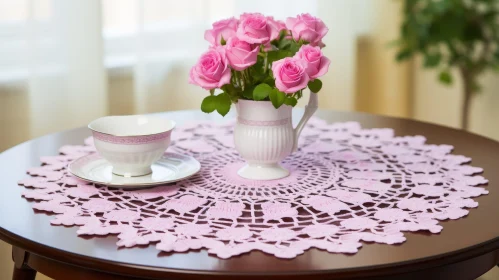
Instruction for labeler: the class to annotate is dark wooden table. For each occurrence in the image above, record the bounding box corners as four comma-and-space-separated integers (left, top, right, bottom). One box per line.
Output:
1, 110, 499, 280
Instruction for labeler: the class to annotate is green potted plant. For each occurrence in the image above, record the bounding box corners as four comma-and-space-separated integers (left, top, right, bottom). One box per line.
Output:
394, 0, 499, 130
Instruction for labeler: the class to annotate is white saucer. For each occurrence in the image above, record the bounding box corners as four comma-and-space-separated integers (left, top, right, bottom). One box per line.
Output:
68, 152, 200, 188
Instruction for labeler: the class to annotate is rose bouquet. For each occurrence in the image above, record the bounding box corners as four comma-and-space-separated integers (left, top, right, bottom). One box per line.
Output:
189, 13, 330, 116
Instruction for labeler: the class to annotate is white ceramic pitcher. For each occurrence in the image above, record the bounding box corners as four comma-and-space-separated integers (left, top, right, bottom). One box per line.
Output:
234, 92, 318, 180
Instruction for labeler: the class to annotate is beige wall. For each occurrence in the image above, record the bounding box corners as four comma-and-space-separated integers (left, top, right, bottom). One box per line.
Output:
0, 85, 30, 151
413, 57, 499, 140
355, 0, 411, 118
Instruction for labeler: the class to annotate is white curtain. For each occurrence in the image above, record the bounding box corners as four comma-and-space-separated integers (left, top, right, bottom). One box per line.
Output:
28, 0, 107, 136
0, 0, 370, 139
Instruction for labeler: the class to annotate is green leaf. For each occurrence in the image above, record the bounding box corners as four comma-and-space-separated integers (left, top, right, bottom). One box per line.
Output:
308, 79, 323, 93
201, 95, 218, 113
267, 51, 278, 64
249, 56, 266, 81
269, 89, 286, 108
253, 83, 272, 101
254, 55, 265, 69
430, 13, 465, 42
494, 49, 499, 61
216, 93, 232, 116
438, 71, 453, 85
289, 41, 300, 54
483, 10, 498, 24
463, 22, 483, 42
242, 85, 254, 99
284, 96, 298, 107
264, 77, 276, 88
267, 50, 293, 65
423, 53, 442, 68
278, 38, 292, 49
221, 84, 236, 95
396, 49, 413, 61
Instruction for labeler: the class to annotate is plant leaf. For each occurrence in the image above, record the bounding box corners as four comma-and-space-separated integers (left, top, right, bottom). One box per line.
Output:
242, 85, 255, 99
221, 84, 236, 95
264, 77, 276, 88
284, 96, 298, 107
438, 71, 453, 85
423, 53, 442, 68
289, 41, 300, 54
200, 95, 218, 113
494, 49, 499, 61
278, 39, 292, 49
396, 49, 413, 61
269, 89, 286, 109
267, 50, 293, 65
308, 79, 323, 93
253, 83, 273, 101
216, 93, 232, 116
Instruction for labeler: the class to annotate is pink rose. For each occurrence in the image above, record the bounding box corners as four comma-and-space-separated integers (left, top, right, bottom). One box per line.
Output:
294, 45, 330, 79
267, 16, 286, 33
286, 13, 328, 46
225, 37, 259, 71
271, 57, 310, 94
277, 20, 286, 32
204, 17, 238, 46
236, 13, 279, 44
189, 47, 231, 90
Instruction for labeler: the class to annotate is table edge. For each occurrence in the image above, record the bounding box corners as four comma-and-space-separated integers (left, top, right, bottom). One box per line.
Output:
1, 225, 499, 278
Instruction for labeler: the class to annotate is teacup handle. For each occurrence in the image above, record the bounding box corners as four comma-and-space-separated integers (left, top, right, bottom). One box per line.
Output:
293, 92, 318, 152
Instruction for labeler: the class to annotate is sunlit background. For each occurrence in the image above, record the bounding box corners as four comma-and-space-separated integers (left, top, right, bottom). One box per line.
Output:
0, 0, 498, 279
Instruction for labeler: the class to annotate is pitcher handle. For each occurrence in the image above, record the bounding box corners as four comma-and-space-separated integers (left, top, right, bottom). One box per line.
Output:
293, 92, 318, 152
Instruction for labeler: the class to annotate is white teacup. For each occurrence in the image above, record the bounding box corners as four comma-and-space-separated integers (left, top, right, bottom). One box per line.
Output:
88, 115, 175, 177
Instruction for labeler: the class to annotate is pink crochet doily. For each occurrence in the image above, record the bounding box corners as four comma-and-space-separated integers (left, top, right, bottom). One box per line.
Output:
18, 117, 489, 259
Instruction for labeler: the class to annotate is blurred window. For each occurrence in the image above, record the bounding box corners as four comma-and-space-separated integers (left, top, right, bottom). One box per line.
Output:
0, 0, 316, 83
0, 0, 53, 82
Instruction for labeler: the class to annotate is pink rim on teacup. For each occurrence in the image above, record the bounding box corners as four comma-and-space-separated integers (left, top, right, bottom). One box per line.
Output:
88, 115, 176, 177
88, 115, 176, 145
